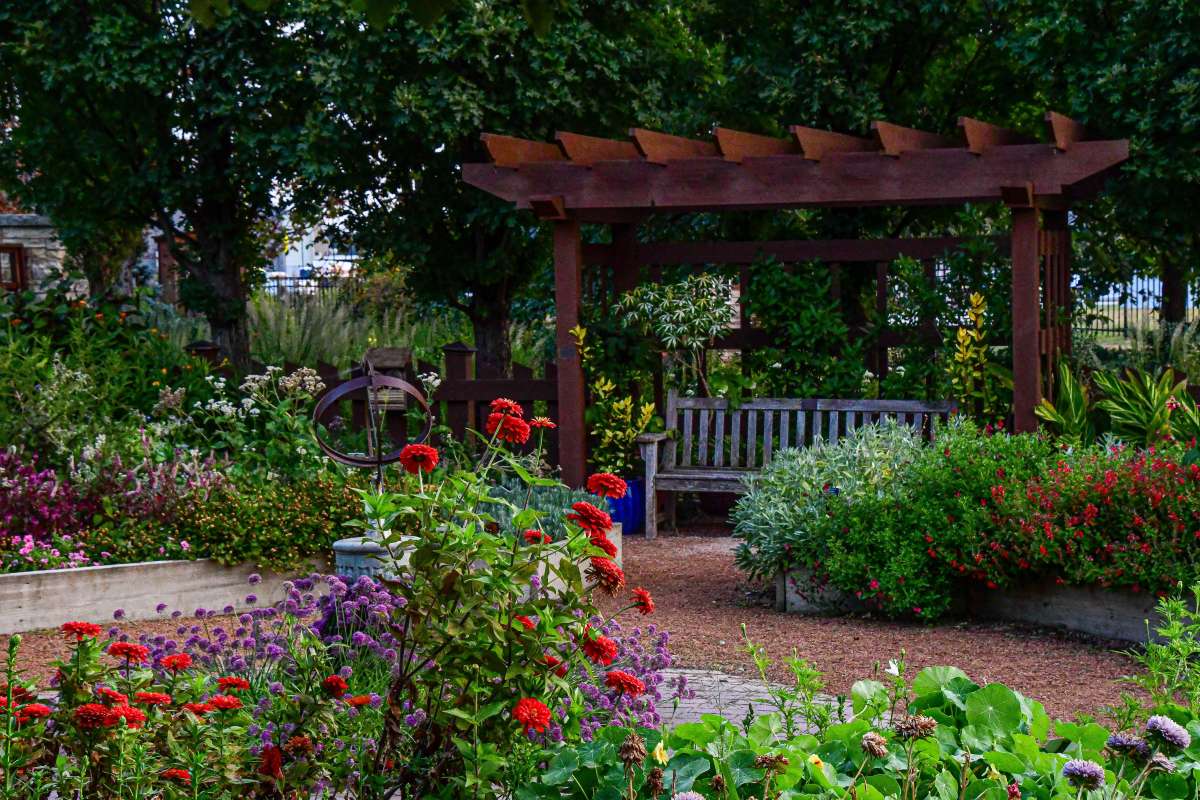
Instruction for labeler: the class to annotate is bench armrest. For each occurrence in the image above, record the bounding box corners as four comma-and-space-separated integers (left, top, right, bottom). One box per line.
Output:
635, 432, 670, 444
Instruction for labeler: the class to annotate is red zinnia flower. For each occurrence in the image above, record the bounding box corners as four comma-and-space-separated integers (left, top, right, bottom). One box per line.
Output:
544, 655, 569, 678
524, 529, 552, 545
96, 687, 129, 706
161, 653, 192, 672
346, 694, 373, 708
217, 676, 251, 692
514, 615, 536, 631
74, 703, 117, 729
322, 675, 349, 698
486, 412, 531, 445
258, 744, 284, 781
209, 694, 242, 711
17, 703, 51, 723
107, 642, 149, 663
512, 697, 551, 733
61, 621, 102, 641
134, 692, 172, 706
111, 704, 146, 728
581, 628, 618, 666
398, 443, 439, 475
163, 768, 191, 784
587, 473, 627, 500
587, 557, 626, 596
530, 416, 556, 429
605, 670, 646, 697
0, 684, 34, 704
183, 702, 214, 717
284, 734, 315, 755
631, 587, 655, 615
590, 534, 618, 559
490, 397, 524, 417
567, 502, 612, 537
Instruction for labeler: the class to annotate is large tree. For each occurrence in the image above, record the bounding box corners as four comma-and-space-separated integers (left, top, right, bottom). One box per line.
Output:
290, 0, 720, 375
0, 1, 315, 365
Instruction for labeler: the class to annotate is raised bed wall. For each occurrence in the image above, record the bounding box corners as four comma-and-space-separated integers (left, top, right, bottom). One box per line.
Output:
0, 559, 327, 635
776, 569, 1164, 642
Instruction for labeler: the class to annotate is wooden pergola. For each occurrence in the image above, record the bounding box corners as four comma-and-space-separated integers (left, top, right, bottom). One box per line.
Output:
463, 114, 1129, 486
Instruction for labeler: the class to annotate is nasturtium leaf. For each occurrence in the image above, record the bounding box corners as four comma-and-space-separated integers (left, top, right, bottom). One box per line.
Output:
853, 783, 885, 800
670, 722, 716, 747
965, 684, 1022, 734
933, 769, 959, 800
748, 713, 784, 747
1152, 771, 1189, 800
728, 750, 765, 786
574, 739, 611, 768
914, 666, 972, 699
983, 751, 1026, 775
663, 754, 710, 793
851, 679, 888, 717
865, 773, 902, 798
541, 750, 578, 786
961, 723, 995, 753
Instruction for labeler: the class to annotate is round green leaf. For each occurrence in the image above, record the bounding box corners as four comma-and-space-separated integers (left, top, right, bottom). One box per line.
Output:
966, 684, 1023, 734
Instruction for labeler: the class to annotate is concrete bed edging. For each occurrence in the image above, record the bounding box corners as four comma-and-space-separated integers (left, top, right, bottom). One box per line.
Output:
0, 558, 327, 635
775, 568, 1166, 642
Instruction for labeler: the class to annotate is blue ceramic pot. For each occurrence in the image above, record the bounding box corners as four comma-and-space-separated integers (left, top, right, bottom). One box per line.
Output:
606, 477, 645, 535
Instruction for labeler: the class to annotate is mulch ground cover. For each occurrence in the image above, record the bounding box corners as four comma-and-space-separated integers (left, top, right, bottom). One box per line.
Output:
598, 532, 1143, 722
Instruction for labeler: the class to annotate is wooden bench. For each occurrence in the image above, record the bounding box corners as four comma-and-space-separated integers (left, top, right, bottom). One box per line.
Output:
636, 392, 956, 539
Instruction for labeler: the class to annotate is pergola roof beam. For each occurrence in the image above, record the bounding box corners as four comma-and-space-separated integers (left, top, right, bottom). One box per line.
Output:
871, 121, 958, 156
788, 126, 878, 161
1045, 111, 1090, 151
714, 128, 797, 162
480, 133, 565, 168
630, 128, 720, 164
555, 132, 640, 165
958, 117, 1036, 154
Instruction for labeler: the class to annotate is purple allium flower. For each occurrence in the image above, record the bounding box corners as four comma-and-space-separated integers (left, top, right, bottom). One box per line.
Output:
1062, 760, 1105, 790
113, 608, 125, 620
155, 603, 168, 614
1147, 715, 1191, 750
248, 573, 262, 585
245, 594, 258, 605
1106, 733, 1150, 759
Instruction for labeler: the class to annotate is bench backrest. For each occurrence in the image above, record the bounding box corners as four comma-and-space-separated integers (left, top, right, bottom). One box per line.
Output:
663, 392, 956, 470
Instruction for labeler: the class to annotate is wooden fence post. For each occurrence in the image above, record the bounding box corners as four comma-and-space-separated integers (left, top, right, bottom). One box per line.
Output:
554, 220, 587, 487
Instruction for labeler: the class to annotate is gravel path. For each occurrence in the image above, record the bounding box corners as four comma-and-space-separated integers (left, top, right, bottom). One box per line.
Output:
600, 534, 1142, 721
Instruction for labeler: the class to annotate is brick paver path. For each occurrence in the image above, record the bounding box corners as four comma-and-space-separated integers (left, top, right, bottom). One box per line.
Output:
659, 667, 782, 726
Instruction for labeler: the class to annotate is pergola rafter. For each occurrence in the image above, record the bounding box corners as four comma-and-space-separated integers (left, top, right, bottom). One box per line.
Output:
463, 113, 1129, 486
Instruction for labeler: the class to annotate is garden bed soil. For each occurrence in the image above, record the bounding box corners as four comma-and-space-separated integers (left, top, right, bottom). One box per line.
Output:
598, 534, 1143, 721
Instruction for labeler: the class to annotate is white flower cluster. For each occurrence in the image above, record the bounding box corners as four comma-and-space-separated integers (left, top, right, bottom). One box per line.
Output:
418, 370, 442, 395
279, 367, 325, 396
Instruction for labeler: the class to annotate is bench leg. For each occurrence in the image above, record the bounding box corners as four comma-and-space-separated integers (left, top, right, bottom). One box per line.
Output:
639, 441, 659, 541
666, 491, 677, 534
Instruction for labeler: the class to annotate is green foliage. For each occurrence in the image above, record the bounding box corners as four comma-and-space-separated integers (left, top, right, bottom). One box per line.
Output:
1035, 363, 1096, 447
617, 273, 735, 396
946, 293, 1012, 423
732, 421, 927, 583
743, 261, 866, 398
524, 651, 1200, 800
1093, 368, 1186, 446
1117, 584, 1200, 723
488, 476, 594, 541
573, 326, 655, 475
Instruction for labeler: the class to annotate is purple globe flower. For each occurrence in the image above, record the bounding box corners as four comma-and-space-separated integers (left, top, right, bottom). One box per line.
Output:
1147, 715, 1191, 750
1062, 759, 1105, 790
1106, 733, 1150, 759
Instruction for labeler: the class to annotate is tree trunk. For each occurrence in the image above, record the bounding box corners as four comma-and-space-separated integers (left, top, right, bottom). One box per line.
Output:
1162, 258, 1187, 325
471, 300, 511, 378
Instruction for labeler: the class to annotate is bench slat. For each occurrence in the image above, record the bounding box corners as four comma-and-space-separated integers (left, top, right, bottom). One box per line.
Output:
730, 411, 741, 468
827, 409, 839, 445
746, 410, 758, 468
779, 409, 790, 451
762, 410, 774, 464
681, 409, 693, 467
698, 409, 710, 466
714, 410, 726, 467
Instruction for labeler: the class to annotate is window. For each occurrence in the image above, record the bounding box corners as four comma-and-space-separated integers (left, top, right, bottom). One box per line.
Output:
0, 246, 25, 292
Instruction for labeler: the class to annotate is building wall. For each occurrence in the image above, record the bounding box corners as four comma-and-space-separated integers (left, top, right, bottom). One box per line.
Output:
0, 213, 68, 287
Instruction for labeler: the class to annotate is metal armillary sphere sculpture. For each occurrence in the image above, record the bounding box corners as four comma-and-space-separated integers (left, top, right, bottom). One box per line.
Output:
312, 369, 432, 491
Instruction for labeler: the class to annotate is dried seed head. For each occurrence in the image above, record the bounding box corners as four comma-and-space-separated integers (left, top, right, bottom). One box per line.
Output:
754, 753, 790, 773
1150, 753, 1176, 773
620, 731, 647, 768
861, 731, 889, 758
710, 774, 726, 795
646, 767, 665, 798
893, 714, 938, 741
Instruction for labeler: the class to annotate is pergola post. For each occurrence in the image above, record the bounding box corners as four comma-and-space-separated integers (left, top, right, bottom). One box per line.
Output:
553, 219, 587, 486
1010, 206, 1041, 432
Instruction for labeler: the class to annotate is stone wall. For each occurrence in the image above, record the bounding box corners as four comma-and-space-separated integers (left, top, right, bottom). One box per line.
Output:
0, 213, 68, 288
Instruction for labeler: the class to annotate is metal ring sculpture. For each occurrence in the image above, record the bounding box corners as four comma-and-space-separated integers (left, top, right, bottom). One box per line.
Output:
312, 373, 432, 470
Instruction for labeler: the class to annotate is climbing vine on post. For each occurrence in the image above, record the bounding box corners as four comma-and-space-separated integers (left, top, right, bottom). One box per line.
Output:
946, 293, 1012, 424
